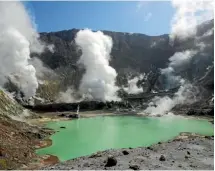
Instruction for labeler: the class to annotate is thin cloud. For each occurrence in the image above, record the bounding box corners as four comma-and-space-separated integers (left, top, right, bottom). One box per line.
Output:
136, 2, 143, 11
144, 12, 152, 21
136, 1, 148, 12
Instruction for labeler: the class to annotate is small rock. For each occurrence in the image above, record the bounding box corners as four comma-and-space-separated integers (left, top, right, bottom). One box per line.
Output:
122, 150, 129, 155
159, 155, 166, 161
129, 147, 133, 149
58, 113, 66, 117
67, 114, 79, 119
21, 164, 27, 168
172, 160, 175, 163
37, 133, 43, 139
178, 164, 182, 168
187, 151, 190, 155
146, 146, 153, 150
158, 142, 162, 144
105, 155, 117, 167
185, 155, 189, 159
83, 163, 90, 167
60, 126, 66, 129
129, 164, 140, 170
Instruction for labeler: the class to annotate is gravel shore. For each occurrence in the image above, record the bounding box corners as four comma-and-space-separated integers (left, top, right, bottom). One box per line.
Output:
42, 134, 214, 170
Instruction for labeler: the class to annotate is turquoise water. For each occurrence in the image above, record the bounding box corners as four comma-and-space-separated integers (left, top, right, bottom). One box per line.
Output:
37, 115, 214, 161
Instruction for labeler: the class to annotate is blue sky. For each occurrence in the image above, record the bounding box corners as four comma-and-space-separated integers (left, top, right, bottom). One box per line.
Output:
25, 1, 175, 36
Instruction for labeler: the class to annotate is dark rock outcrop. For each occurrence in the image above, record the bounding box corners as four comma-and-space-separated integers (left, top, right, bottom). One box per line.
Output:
186, 108, 214, 116
24, 101, 131, 112
67, 114, 79, 119
105, 155, 117, 167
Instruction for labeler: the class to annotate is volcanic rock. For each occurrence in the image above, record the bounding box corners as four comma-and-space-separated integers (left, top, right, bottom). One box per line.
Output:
122, 150, 129, 155
105, 155, 117, 167
129, 164, 140, 170
67, 114, 79, 118
159, 155, 166, 161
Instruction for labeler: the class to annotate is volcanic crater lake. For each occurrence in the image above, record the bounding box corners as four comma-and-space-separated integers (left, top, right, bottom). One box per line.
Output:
36, 115, 214, 161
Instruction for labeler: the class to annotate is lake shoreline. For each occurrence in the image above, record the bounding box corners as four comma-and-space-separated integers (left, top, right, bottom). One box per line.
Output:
32, 113, 214, 170
40, 133, 214, 170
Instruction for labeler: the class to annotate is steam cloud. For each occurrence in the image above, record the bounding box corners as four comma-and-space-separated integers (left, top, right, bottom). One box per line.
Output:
161, 50, 197, 89
75, 29, 120, 101
123, 74, 145, 94
0, 2, 44, 99
170, 0, 214, 41
144, 0, 214, 115
57, 87, 80, 103
29, 57, 55, 79
144, 50, 198, 115
144, 83, 199, 115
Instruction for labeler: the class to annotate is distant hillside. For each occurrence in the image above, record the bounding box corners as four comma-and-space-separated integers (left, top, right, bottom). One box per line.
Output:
32, 19, 214, 101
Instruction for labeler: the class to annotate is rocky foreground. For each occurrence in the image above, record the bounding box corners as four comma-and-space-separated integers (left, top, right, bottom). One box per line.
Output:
0, 115, 53, 169
0, 89, 214, 170
42, 134, 214, 170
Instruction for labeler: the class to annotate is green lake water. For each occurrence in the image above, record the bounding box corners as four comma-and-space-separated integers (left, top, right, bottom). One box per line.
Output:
36, 115, 214, 161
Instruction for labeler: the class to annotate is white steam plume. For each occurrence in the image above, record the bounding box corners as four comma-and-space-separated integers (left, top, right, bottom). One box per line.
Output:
0, 2, 45, 53
0, 28, 38, 99
29, 57, 55, 79
123, 74, 145, 94
0, 2, 44, 99
144, 83, 198, 115
144, 0, 213, 115
161, 50, 197, 88
57, 87, 80, 103
75, 29, 120, 101
47, 44, 55, 53
144, 50, 198, 115
168, 50, 197, 69
170, 0, 214, 41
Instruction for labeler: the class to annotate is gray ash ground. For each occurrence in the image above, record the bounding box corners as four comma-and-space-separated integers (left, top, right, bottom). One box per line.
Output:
42, 135, 214, 170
